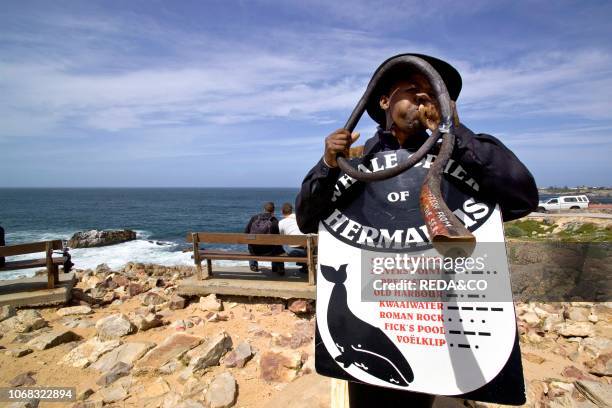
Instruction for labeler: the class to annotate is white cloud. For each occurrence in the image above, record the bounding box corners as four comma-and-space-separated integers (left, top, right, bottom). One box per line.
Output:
456, 50, 612, 120
263, 0, 495, 27
498, 124, 612, 148
1, 3, 611, 143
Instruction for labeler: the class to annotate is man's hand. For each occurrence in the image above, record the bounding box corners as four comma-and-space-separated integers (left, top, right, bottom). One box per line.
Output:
417, 98, 460, 131
324, 129, 360, 168
417, 96, 440, 132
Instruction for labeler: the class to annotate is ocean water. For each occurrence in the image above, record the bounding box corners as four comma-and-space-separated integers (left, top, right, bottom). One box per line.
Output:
2, 188, 608, 280
0, 188, 299, 279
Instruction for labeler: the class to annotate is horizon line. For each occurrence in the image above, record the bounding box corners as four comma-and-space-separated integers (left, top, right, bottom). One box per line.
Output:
1, 185, 610, 189
0, 186, 302, 189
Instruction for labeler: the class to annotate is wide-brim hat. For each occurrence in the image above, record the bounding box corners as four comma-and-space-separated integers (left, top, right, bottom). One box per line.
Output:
365, 53, 462, 126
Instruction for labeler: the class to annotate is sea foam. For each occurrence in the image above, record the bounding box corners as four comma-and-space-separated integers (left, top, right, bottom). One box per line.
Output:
1, 237, 278, 280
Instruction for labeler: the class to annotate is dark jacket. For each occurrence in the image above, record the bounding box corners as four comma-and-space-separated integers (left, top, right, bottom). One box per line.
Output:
244, 212, 284, 255
0, 226, 4, 267
296, 123, 538, 233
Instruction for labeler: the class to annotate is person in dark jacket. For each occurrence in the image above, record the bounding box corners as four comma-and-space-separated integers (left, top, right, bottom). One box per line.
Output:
296, 54, 538, 235
295, 54, 538, 407
0, 225, 5, 267
244, 202, 285, 274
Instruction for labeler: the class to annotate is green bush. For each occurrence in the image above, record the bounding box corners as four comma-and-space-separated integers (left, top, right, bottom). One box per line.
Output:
505, 225, 526, 238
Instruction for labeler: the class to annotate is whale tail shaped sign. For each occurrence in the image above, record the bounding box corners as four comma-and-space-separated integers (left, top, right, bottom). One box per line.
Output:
315, 150, 525, 405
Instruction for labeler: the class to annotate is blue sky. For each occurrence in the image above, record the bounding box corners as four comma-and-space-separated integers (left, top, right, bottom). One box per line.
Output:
1, 0, 611, 187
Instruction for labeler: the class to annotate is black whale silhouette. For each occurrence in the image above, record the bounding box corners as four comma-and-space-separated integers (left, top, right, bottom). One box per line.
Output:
320, 263, 414, 386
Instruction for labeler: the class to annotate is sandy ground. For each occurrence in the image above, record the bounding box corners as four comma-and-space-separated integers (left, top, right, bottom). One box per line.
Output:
2, 296, 610, 407
0, 291, 315, 408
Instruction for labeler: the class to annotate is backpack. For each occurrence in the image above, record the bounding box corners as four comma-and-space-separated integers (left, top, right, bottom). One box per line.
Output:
250, 215, 273, 234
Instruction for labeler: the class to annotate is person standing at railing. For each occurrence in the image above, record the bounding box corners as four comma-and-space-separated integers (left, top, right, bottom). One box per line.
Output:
278, 202, 308, 273
244, 202, 285, 275
0, 225, 5, 267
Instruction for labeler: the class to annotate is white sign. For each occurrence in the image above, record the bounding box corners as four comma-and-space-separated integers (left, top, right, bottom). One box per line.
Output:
315, 150, 521, 397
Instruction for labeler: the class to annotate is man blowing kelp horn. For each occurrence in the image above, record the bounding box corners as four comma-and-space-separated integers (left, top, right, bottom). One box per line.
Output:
296, 53, 538, 234
294, 53, 538, 407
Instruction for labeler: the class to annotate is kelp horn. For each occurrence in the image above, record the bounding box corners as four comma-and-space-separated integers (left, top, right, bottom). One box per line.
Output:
336, 55, 475, 245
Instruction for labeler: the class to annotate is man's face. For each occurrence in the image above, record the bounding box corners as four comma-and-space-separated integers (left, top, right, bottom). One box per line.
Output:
379, 74, 437, 132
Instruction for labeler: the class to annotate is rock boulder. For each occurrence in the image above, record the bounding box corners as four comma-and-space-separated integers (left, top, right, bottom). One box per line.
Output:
0, 310, 47, 333
90, 341, 156, 372
61, 338, 122, 368
259, 350, 302, 382
27, 329, 80, 350
95, 313, 136, 340
205, 372, 237, 408
556, 322, 595, 338
224, 341, 253, 368
135, 333, 203, 373
68, 230, 137, 248
0, 305, 16, 322
199, 294, 223, 312
182, 331, 232, 373
57, 305, 92, 317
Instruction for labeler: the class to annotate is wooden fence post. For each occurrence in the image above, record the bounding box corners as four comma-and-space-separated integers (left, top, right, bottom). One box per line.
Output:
307, 235, 316, 285
45, 241, 55, 289
206, 259, 213, 278
192, 233, 204, 280
331, 378, 350, 408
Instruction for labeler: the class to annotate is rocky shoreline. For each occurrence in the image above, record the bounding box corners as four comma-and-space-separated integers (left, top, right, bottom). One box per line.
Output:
0, 261, 610, 408
1, 263, 320, 408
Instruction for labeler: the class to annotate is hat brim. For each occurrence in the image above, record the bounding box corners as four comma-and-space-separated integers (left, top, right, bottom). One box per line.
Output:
365, 53, 462, 126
